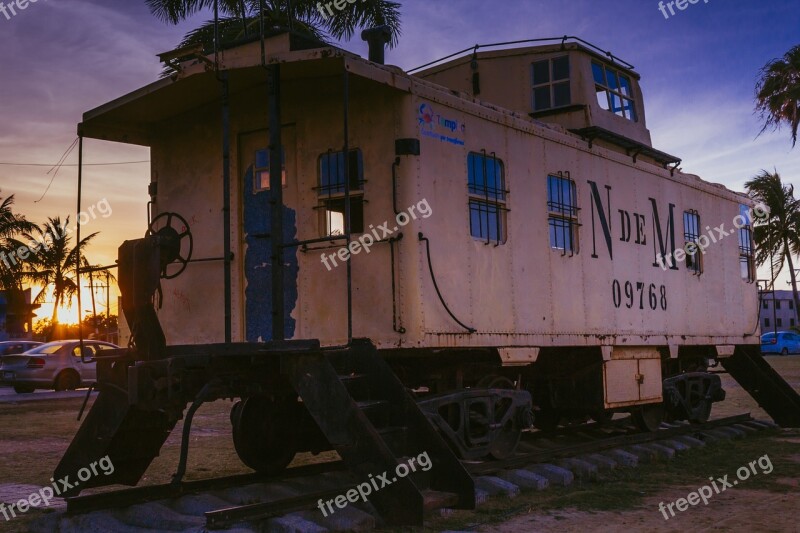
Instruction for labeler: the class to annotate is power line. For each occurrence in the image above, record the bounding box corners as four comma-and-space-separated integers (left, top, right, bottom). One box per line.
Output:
34, 138, 79, 203
0, 161, 150, 167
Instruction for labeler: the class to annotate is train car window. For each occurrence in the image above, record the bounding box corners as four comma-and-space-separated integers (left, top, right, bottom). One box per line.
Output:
683, 210, 703, 274
318, 150, 365, 236
737, 205, 756, 282
253, 148, 286, 192
547, 174, 578, 253
468, 152, 507, 243
531, 56, 571, 112
592, 61, 637, 122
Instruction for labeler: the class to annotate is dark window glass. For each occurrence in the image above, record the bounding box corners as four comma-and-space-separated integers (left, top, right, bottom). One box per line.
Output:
777, 318, 783, 327
605, 68, 619, 90
592, 62, 605, 84
533, 86, 552, 111
532, 60, 550, 85
763, 300, 769, 309
552, 56, 570, 80
531, 56, 570, 111
467, 152, 507, 243
553, 82, 571, 108
254, 148, 287, 191
776, 300, 782, 310
619, 75, 632, 97
547, 175, 578, 254
683, 211, 702, 274
319, 150, 364, 195
318, 149, 365, 236
468, 153, 505, 201
320, 197, 364, 235
765, 318, 771, 328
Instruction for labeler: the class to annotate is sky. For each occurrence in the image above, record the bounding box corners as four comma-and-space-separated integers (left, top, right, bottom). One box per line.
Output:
0, 0, 798, 322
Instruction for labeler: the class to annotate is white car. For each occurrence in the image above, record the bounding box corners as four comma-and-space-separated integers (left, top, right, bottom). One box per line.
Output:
0, 340, 119, 394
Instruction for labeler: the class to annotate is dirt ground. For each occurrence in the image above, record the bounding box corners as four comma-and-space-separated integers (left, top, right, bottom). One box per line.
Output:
0, 356, 797, 532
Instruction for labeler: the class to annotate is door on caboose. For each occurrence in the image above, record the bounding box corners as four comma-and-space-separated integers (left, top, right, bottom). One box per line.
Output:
239, 127, 299, 342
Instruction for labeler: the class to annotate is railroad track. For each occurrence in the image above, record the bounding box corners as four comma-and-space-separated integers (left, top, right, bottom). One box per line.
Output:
31, 414, 777, 532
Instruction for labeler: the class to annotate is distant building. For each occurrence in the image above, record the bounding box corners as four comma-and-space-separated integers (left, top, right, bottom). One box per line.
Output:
0, 289, 38, 340
760, 290, 798, 332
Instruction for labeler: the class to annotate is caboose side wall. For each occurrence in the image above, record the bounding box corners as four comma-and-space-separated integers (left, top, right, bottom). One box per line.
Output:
393, 79, 759, 354
148, 67, 414, 346
133, 46, 758, 354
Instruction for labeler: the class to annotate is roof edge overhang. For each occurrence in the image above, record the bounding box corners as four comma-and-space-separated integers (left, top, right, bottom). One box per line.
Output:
79, 34, 412, 147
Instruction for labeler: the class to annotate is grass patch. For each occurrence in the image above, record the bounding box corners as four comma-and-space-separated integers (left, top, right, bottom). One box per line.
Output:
410, 429, 800, 532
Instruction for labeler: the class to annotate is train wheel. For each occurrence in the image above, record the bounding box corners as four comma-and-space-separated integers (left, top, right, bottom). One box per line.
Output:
687, 389, 712, 423
631, 403, 664, 432
231, 396, 297, 474
477, 376, 523, 460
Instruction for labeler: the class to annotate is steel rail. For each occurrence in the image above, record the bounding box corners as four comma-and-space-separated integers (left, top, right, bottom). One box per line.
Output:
65, 414, 756, 524
469, 413, 753, 475
65, 460, 344, 516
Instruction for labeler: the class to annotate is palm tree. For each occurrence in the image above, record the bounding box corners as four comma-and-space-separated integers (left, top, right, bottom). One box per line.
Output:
756, 44, 800, 147
145, 0, 401, 60
745, 170, 800, 323
0, 194, 39, 334
24, 217, 98, 325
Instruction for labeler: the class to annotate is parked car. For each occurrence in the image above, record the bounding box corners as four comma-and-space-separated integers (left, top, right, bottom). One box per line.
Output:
760, 331, 800, 355
0, 341, 43, 356
0, 340, 120, 393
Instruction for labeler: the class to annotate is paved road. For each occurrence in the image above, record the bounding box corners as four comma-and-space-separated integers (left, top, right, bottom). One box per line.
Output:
0, 385, 95, 403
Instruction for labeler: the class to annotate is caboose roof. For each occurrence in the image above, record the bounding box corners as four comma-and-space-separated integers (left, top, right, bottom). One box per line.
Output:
78, 33, 412, 146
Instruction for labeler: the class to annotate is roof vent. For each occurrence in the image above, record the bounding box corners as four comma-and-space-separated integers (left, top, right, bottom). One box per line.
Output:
361, 26, 391, 65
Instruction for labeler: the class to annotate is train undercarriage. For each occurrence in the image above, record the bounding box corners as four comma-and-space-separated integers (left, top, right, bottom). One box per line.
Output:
53, 214, 800, 527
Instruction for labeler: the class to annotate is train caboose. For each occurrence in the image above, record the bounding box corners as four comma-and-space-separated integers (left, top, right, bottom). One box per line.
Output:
55, 30, 800, 525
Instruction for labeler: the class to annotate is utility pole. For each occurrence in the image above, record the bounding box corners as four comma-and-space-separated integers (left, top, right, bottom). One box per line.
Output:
89, 271, 98, 337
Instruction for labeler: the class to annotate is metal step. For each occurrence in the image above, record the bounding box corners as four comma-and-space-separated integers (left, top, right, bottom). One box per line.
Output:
282, 339, 474, 526
720, 345, 800, 427
53, 391, 180, 496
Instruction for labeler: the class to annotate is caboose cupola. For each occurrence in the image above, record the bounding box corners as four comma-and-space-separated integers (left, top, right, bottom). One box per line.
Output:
415, 38, 681, 168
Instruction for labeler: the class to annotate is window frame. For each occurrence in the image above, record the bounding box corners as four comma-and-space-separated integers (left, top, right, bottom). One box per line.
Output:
592, 61, 637, 122
467, 151, 508, 244
531, 56, 572, 112
253, 148, 287, 192
317, 149, 366, 237
737, 215, 756, 283
547, 173, 579, 255
683, 210, 703, 275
